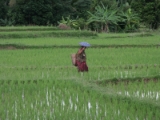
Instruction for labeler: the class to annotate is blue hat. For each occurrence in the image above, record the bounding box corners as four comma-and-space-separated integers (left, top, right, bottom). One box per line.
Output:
79, 42, 90, 47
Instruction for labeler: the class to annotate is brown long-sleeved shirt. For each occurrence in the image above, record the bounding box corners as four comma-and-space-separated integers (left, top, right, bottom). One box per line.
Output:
76, 48, 86, 62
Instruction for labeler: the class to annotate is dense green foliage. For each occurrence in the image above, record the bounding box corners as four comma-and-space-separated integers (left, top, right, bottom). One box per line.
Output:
131, 0, 160, 29
0, 0, 160, 31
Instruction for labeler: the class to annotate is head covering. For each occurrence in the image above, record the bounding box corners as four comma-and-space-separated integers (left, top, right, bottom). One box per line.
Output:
79, 42, 90, 47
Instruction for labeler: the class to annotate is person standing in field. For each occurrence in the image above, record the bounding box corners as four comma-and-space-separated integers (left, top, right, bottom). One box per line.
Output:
74, 42, 90, 72
75, 46, 88, 72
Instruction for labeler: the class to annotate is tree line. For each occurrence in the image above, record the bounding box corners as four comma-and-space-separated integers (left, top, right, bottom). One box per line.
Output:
0, 0, 160, 32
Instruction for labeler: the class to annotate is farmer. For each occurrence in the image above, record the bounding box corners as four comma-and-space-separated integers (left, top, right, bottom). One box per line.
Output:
75, 42, 90, 72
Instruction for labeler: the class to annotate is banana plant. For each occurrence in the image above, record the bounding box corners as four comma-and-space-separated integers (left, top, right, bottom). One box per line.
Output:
87, 3, 121, 32
119, 8, 140, 31
0, 18, 15, 26
58, 16, 80, 29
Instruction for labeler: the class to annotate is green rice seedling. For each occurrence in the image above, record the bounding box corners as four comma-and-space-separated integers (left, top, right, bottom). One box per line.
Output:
2, 79, 160, 119
1, 27, 160, 119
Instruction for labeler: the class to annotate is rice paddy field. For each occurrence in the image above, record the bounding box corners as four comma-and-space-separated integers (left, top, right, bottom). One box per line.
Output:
0, 26, 160, 120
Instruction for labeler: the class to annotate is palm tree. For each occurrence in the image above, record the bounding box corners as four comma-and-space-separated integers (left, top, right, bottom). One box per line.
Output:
87, 3, 121, 32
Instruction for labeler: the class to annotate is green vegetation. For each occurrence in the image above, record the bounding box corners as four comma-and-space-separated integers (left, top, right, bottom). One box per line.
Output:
0, 26, 97, 39
0, 0, 160, 31
0, 26, 160, 119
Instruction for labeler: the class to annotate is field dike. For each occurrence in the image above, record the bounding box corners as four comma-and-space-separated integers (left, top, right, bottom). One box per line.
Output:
0, 30, 97, 39
0, 44, 159, 50
95, 75, 160, 85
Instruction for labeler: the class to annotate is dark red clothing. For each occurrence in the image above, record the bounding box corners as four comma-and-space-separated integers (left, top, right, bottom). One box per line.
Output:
75, 60, 88, 72
75, 47, 88, 72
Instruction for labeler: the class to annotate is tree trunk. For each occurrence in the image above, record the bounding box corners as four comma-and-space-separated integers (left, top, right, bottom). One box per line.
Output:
105, 23, 109, 33
101, 23, 103, 32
